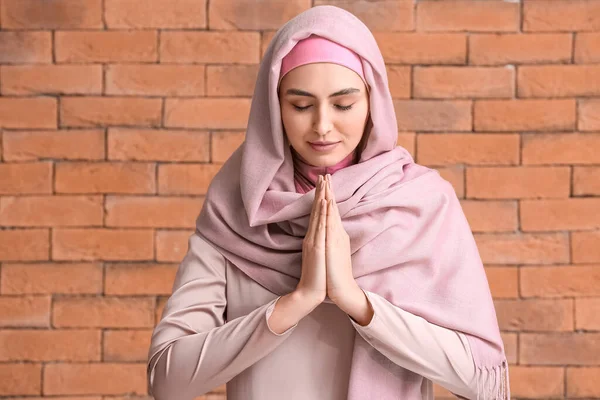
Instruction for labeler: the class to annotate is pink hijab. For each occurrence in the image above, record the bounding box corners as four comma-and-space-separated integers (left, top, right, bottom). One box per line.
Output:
195, 5, 509, 399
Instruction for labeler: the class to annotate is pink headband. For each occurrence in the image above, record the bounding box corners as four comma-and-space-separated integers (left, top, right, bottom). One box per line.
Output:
279, 35, 367, 89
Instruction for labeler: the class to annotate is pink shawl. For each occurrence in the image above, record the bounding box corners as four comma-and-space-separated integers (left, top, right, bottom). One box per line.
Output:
195, 5, 509, 399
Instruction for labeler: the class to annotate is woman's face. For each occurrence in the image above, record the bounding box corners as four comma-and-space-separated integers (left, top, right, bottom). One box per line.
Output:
278, 63, 370, 167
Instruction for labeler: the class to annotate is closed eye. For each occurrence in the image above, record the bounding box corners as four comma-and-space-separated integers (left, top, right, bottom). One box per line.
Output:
292, 104, 354, 112
293, 104, 311, 111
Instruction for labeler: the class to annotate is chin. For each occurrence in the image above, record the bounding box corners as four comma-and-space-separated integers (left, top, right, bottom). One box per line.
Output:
306, 152, 343, 167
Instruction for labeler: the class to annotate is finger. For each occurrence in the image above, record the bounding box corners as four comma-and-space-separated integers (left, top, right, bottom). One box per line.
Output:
316, 198, 327, 246
306, 176, 323, 238
326, 199, 334, 236
330, 196, 341, 231
327, 174, 334, 199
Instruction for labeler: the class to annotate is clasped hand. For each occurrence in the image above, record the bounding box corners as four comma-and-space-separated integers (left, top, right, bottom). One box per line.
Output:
298, 173, 363, 310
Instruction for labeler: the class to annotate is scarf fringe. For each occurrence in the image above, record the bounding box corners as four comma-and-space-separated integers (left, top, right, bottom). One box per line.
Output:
476, 359, 510, 400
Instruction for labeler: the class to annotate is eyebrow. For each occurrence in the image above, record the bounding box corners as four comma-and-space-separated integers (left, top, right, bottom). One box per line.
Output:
284, 87, 361, 98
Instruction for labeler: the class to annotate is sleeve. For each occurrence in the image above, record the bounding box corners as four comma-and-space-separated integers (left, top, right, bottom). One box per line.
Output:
348, 288, 496, 400
147, 232, 298, 400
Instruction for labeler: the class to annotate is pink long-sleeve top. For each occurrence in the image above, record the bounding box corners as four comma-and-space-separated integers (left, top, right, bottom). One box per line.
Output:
147, 232, 495, 400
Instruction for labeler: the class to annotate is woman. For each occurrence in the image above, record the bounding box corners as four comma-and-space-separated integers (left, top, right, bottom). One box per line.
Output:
147, 5, 509, 400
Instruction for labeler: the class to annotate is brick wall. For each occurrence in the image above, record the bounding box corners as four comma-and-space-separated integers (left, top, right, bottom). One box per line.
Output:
0, 0, 599, 399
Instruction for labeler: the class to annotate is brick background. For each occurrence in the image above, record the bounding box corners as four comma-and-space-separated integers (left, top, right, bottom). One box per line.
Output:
0, 0, 599, 399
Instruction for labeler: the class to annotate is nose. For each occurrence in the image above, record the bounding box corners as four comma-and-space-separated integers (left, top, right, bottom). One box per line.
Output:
313, 104, 333, 135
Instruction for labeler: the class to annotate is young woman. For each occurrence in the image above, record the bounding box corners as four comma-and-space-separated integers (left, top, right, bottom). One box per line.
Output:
147, 6, 509, 400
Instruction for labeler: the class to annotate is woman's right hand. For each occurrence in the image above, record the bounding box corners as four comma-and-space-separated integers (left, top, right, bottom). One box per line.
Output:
295, 174, 328, 305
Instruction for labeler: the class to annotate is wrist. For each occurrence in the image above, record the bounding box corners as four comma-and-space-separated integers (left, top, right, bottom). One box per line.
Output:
292, 289, 325, 311
335, 285, 374, 326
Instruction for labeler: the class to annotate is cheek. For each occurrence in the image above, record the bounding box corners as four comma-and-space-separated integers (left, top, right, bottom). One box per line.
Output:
281, 108, 307, 141
339, 109, 369, 140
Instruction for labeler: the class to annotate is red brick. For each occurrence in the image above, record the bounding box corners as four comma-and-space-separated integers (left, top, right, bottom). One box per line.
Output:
314, 0, 413, 31
1, 65, 102, 95
469, 33, 572, 65
485, 266, 519, 299
509, 366, 564, 399
160, 31, 259, 63
567, 367, 600, 397
0, 363, 41, 396
579, 99, 600, 131
394, 100, 471, 131
2, 129, 105, 161
210, 0, 310, 30
416, 0, 519, 32
414, 66, 514, 99
55, 31, 158, 63
417, 133, 519, 166
387, 66, 411, 99
523, 133, 600, 165
156, 229, 193, 262
521, 266, 600, 298
397, 133, 416, 156
60, 97, 162, 128
52, 228, 154, 261
463, 201, 518, 233
105, 195, 202, 228
103, 329, 153, 361
0, 295, 50, 327
155, 296, 168, 323
520, 332, 600, 365
495, 299, 573, 331
105, 263, 177, 295
0, 162, 52, 194
108, 128, 209, 162
158, 163, 221, 195
374, 33, 467, 64
1, 0, 102, 29
0, 97, 57, 129
575, 32, 600, 63
519, 65, 600, 97
574, 161, 595, 197
0, 263, 102, 294
0, 195, 103, 227
43, 363, 146, 395
474, 99, 576, 132
437, 166, 464, 198
474, 233, 569, 265
576, 298, 600, 330
466, 166, 570, 199
53, 297, 154, 328
105, 0, 206, 28
106, 64, 205, 96
211, 131, 245, 163
206, 65, 258, 97
524, 0, 600, 32
110, 397, 153, 400
0, 31, 52, 63
501, 332, 517, 364
165, 98, 251, 129
0, 396, 100, 400
572, 230, 600, 264
521, 198, 600, 231
55, 162, 156, 194
0, 329, 100, 361
0, 229, 49, 261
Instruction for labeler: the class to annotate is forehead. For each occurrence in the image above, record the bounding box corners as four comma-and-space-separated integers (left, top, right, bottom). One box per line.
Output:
279, 63, 365, 94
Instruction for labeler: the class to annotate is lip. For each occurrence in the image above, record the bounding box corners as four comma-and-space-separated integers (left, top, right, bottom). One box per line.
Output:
309, 141, 340, 152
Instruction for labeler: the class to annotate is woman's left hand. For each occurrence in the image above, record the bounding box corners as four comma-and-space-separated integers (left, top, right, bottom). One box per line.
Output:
323, 174, 360, 304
